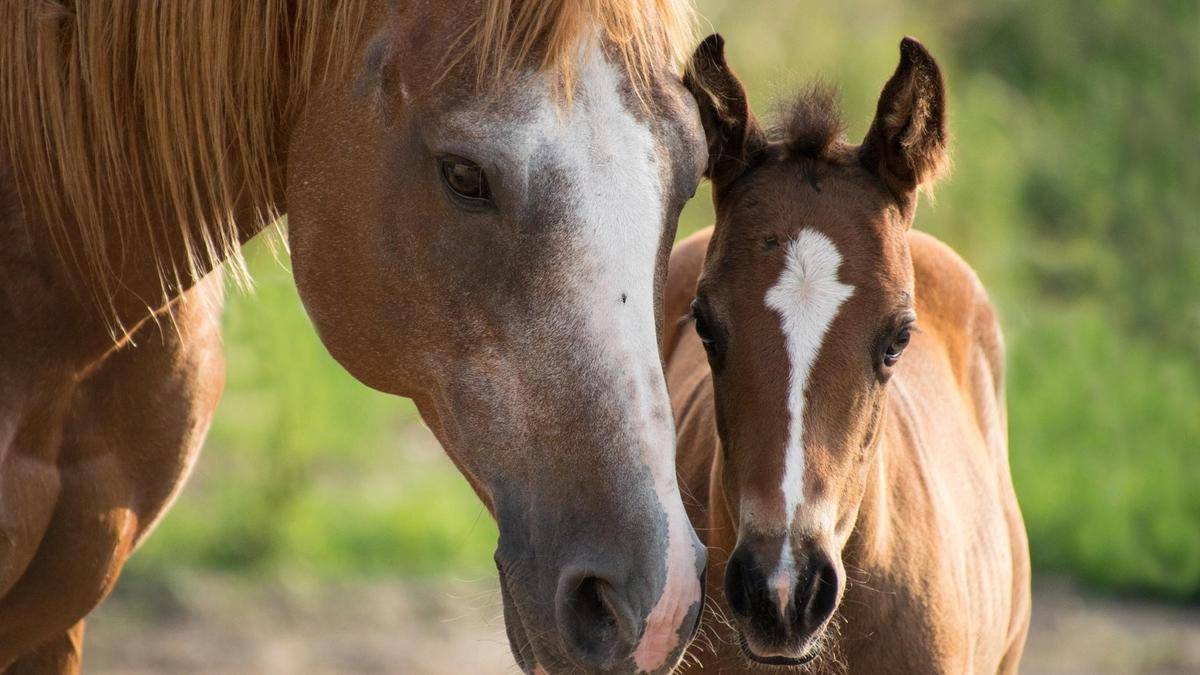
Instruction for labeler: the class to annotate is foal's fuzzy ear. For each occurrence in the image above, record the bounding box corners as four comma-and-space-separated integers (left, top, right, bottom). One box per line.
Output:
860, 37, 949, 203
683, 34, 766, 190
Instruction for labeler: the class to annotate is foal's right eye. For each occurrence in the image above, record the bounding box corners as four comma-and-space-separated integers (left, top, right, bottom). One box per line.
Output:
690, 298, 725, 370
691, 300, 716, 347
875, 316, 917, 380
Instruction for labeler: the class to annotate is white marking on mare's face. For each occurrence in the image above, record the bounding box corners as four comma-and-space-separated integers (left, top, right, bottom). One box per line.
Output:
527, 41, 699, 672
763, 230, 854, 613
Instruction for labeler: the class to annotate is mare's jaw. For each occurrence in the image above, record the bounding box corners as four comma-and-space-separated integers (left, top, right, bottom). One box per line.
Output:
497, 564, 542, 674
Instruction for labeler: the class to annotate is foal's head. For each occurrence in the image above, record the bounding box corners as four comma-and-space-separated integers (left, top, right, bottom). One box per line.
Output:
683, 36, 948, 665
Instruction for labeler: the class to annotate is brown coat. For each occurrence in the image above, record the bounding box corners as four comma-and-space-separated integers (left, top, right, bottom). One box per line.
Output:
665, 34, 1030, 674
667, 227, 1030, 673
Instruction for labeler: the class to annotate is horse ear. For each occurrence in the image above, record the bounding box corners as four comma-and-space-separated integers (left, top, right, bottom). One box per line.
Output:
683, 34, 766, 190
860, 37, 949, 203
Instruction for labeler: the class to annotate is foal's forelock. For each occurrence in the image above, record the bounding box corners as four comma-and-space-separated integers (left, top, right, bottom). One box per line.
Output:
761, 229, 855, 610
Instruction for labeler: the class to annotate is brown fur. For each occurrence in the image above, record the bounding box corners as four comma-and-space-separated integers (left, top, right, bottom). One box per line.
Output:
668, 36, 1030, 673
773, 83, 846, 166
0, 274, 225, 671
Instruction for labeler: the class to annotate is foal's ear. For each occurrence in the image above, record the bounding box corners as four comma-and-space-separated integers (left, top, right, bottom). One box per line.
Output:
683, 34, 766, 190
860, 37, 949, 202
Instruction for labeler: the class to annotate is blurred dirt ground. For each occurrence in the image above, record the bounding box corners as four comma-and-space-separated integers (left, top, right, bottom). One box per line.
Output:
85, 574, 1200, 674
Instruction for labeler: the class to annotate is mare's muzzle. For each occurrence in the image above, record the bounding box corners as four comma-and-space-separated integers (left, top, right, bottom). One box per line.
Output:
494, 493, 706, 674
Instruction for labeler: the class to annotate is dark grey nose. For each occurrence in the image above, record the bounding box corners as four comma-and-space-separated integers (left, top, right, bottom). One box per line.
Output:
725, 543, 839, 643
556, 569, 640, 670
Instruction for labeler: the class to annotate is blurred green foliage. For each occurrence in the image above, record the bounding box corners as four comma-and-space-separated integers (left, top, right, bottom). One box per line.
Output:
129, 242, 499, 580
130, 1, 1199, 600
685, 0, 1200, 600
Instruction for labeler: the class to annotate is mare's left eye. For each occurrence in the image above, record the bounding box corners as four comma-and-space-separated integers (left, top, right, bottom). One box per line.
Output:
439, 155, 492, 205
882, 326, 912, 368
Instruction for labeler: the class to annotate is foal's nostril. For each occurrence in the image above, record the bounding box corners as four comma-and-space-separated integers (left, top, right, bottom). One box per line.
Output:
798, 558, 839, 632
558, 574, 635, 669
724, 548, 754, 620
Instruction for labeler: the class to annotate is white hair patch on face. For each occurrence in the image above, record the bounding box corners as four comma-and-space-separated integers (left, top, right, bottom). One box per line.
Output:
763, 229, 854, 612
548, 41, 700, 673
437, 30, 700, 671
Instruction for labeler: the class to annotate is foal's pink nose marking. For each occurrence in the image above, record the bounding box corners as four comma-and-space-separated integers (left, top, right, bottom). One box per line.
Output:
771, 571, 792, 617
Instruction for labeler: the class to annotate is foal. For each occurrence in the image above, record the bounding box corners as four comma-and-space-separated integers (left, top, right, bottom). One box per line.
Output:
665, 36, 1031, 673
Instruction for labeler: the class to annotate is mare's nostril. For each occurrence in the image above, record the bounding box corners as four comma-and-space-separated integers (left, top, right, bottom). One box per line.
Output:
558, 574, 635, 670
576, 577, 619, 645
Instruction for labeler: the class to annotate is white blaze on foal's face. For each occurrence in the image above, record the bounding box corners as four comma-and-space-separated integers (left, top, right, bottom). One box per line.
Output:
762, 229, 854, 611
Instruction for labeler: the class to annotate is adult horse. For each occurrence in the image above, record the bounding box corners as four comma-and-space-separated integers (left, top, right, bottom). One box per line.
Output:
664, 36, 1031, 672
0, 2, 708, 672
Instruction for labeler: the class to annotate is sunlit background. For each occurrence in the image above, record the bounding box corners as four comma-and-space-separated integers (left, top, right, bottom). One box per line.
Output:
90, 1, 1200, 673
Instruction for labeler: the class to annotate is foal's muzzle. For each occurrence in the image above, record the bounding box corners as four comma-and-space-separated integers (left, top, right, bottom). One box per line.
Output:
725, 541, 841, 661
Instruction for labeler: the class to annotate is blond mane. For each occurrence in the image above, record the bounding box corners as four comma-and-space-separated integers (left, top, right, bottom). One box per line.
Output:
0, 1, 369, 330
0, 0, 695, 333
464, 0, 697, 101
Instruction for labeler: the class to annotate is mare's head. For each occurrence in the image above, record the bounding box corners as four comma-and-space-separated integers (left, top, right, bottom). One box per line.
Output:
682, 36, 949, 665
286, 2, 707, 673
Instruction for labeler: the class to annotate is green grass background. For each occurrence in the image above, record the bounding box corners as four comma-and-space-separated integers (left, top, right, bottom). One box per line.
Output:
126, 0, 1200, 601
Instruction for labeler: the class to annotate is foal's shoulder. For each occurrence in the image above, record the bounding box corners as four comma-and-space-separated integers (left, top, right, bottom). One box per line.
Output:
908, 229, 1005, 396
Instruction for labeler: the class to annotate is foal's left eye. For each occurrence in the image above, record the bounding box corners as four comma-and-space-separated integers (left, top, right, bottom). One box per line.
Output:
883, 326, 912, 367
439, 156, 492, 205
